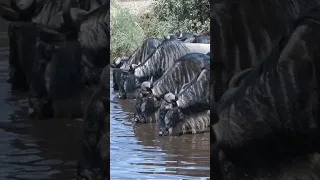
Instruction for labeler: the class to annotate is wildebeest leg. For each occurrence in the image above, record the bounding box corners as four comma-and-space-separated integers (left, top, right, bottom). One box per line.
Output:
47, 42, 85, 119
7, 23, 17, 84
28, 42, 53, 120
112, 70, 119, 91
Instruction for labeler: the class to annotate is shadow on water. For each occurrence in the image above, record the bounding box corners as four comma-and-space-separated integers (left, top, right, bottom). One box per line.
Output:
110, 71, 210, 180
0, 18, 82, 180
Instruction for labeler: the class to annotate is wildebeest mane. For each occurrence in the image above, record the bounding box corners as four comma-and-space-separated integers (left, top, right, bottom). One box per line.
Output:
152, 53, 210, 98
134, 39, 190, 79
121, 38, 162, 70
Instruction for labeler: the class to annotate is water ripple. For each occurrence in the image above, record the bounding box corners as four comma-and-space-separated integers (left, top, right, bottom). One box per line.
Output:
110, 71, 210, 179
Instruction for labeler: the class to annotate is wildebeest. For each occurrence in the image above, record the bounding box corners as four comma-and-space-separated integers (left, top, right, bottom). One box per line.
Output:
112, 37, 162, 95
111, 56, 128, 91
132, 39, 210, 80
118, 39, 210, 100
27, 1, 109, 119
0, 0, 88, 91
210, 0, 320, 102
134, 53, 210, 123
157, 66, 210, 136
211, 6, 320, 178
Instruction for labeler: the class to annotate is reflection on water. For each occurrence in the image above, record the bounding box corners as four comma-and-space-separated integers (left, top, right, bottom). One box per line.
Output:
0, 19, 82, 179
110, 71, 210, 179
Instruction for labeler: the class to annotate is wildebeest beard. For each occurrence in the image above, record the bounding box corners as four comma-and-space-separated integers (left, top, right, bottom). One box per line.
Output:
211, 7, 320, 178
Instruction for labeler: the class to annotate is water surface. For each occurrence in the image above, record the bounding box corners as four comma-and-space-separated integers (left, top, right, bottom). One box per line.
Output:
110, 72, 210, 179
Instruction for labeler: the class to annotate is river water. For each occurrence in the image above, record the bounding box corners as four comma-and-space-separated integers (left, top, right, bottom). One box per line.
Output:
0, 17, 82, 180
110, 72, 210, 180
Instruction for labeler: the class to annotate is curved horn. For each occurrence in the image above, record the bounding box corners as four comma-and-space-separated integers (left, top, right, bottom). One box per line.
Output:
141, 81, 151, 90
228, 68, 252, 88
164, 92, 177, 102
178, 30, 183, 38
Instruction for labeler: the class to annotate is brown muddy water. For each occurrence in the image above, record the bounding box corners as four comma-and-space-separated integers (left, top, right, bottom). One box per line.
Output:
110, 72, 210, 179
0, 20, 82, 179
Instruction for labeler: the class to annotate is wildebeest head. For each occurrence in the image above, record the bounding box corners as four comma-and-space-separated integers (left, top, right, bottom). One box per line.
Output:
157, 92, 179, 136
118, 69, 138, 99
111, 56, 128, 68
158, 91, 210, 136
133, 76, 160, 123
28, 24, 85, 120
